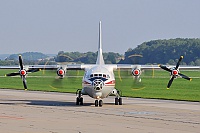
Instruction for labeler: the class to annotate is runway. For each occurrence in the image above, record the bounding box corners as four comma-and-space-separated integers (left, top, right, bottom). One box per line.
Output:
0, 89, 199, 133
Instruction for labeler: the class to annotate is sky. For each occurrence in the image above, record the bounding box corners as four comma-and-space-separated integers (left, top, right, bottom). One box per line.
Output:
0, 0, 200, 55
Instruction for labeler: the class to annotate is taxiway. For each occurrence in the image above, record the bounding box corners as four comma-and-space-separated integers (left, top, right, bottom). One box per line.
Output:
0, 89, 199, 133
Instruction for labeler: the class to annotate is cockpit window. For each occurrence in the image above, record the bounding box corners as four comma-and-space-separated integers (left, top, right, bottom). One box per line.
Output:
90, 73, 110, 79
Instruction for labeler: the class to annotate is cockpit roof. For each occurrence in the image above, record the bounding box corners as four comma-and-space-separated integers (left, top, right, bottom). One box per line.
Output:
86, 66, 110, 74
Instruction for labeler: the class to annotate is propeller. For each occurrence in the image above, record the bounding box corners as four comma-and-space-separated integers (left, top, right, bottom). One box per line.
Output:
159, 56, 192, 89
6, 55, 40, 90
131, 65, 142, 82
116, 66, 144, 91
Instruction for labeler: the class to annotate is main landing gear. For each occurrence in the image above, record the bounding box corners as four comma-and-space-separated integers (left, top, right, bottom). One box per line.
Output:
115, 97, 122, 105
76, 90, 83, 105
115, 90, 122, 105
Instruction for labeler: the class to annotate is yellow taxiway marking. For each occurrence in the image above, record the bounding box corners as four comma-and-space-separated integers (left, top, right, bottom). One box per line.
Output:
49, 85, 57, 90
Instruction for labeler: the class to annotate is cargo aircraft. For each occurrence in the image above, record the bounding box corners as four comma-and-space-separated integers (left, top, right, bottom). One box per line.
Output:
0, 21, 193, 107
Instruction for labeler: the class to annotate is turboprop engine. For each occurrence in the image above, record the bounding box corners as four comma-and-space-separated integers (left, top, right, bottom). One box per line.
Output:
5, 55, 40, 89
57, 67, 66, 78
169, 68, 179, 79
159, 56, 191, 89
131, 68, 141, 76
131, 65, 142, 82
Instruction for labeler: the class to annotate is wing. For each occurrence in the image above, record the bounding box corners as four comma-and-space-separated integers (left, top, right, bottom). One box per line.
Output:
0, 66, 20, 69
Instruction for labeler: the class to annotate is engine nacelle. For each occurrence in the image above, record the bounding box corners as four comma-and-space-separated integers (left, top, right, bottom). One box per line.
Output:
111, 89, 118, 95
57, 68, 65, 78
132, 69, 141, 76
170, 68, 179, 79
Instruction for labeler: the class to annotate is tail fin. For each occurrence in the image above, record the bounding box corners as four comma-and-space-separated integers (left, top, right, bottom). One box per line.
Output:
96, 21, 105, 65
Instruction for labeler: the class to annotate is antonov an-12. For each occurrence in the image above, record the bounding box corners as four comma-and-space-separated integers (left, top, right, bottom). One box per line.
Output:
1, 21, 194, 107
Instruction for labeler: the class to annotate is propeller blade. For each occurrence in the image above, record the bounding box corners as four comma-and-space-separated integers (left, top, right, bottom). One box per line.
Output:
134, 75, 141, 83
179, 73, 192, 81
159, 65, 172, 72
167, 76, 174, 89
22, 76, 27, 89
19, 55, 23, 70
116, 69, 144, 90
50, 77, 64, 89
6, 72, 20, 76
175, 56, 183, 69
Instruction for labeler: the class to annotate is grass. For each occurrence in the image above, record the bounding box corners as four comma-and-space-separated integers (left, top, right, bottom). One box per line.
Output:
0, 69, 199, 102
115, 69, 200, 101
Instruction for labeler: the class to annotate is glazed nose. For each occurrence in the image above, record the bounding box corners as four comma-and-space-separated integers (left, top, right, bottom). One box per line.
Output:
93, 80, 104, 91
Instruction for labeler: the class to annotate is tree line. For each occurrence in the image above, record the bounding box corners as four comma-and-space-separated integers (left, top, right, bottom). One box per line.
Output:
55, 51, 122, 64
1, 38, 200, 66
119, 38, 200, 65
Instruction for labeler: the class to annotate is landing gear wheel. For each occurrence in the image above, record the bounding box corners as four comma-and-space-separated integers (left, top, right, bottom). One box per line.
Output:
115, 97, 122, 105
76, 91, 83, 105
76, 97, 80, 105
99, 100, 103, 107
115, 98, 119, 105
80, 97, 83, 105
119, 97, 122, 105
95, 100, 98, 107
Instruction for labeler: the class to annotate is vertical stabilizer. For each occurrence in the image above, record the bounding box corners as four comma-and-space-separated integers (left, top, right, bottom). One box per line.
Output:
96, 21, 105, 65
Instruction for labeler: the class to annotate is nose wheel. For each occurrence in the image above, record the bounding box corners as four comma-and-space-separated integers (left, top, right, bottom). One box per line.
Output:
95, 100, 103, 107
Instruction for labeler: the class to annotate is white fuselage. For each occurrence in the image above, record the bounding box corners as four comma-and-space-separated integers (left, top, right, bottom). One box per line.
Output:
81, 65, 116, 99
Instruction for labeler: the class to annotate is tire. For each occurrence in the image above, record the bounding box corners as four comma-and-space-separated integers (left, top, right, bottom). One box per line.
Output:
119, 98, 122, 105
76, 97, 80, 105
80, 97, 83, 105
95, 100, 98, 107
99, 100, 103, 107
115, 98, 119, 105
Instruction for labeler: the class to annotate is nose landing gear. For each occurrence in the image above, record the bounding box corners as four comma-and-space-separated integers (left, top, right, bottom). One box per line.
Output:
95, 99, 103, 107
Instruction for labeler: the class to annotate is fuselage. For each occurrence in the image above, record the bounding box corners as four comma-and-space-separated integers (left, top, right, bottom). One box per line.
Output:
82, 65, 116, 99
80, 21, 118, 100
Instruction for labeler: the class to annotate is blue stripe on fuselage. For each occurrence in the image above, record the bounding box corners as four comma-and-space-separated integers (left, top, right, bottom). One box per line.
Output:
88, 77, 108, 82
